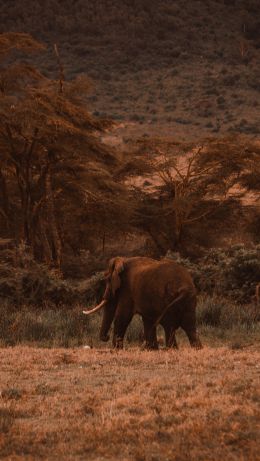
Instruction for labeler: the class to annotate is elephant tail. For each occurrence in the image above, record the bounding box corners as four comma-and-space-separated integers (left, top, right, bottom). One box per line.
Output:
154, 287, 192, 328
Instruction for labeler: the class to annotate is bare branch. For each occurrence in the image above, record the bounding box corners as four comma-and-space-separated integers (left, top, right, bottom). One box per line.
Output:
54, 44, 65, 94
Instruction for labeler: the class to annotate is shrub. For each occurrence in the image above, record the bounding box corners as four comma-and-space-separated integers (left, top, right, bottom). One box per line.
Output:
165, 244, 260, 302
0, 245, 104, 306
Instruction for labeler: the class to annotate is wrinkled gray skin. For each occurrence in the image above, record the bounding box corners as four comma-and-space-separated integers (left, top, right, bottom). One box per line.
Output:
99, 256, 202, 350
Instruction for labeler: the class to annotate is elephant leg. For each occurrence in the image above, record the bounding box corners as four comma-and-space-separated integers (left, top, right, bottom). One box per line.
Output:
142, 318, 158, 350
181, 303, 202, 349
165, 327, 178, 349
112, 311, 133, 349
160, 317, 179, 349
183, 328, 203, 349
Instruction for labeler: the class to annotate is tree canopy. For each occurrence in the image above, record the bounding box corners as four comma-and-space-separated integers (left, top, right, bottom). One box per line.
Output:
0, 33, 134, 268
130, 136, 260, 252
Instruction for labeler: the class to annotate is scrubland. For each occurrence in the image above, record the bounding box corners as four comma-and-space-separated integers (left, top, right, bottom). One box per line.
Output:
1, 0, 259, 138
0, 342, 259, 461
0, 3, 260, 458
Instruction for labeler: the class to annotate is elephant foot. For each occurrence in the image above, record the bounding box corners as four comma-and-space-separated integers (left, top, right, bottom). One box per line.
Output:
100, 334, 110, 342
167, 343, 178, 350
113, 336, 124, 349
190, 338, 203, 349
165, 330, 178, 349
184, 329, 203, 350
144, 341, 159, 350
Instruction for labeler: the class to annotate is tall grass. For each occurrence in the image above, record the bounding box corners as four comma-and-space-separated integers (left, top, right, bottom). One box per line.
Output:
0, 295, 258, 347
197, 295, 259, 330
0, 301, 90, 347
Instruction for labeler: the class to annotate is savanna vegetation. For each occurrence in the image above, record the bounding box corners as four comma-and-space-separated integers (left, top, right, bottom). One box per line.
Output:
0, 0, 259, 456
0, 0, 259, 138
0, 30, 259, 341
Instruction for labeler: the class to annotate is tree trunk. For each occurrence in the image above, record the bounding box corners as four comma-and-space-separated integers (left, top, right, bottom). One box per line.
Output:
37, 217, 53, 265
44, 168, 61, 268
0, 169, 10, 224
174, 210, 183, 249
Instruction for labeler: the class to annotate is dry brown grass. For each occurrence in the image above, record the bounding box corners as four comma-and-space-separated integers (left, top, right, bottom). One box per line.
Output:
0, 345, 259, 460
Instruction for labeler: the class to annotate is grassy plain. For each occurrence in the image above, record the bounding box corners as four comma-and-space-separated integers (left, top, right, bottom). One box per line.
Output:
0, 340, 259, 461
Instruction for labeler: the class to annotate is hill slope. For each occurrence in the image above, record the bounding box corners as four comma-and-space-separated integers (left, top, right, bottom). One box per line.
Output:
1, 0, 260, 138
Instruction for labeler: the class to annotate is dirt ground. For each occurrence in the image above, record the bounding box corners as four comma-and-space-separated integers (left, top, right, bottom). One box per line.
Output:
0, 344, 259, 460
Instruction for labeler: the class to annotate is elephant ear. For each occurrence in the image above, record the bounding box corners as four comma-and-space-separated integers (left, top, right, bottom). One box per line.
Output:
110, 257, 125, 296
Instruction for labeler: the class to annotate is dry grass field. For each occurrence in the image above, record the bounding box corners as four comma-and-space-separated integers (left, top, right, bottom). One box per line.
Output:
0, 344, 259, 461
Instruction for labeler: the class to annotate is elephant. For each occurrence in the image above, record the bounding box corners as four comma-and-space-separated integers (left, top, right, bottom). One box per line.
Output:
83, 256, 202, 350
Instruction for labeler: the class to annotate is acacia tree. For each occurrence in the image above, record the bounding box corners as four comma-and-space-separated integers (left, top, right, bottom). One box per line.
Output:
133, 136, 260, 252
0, 33, 132, 268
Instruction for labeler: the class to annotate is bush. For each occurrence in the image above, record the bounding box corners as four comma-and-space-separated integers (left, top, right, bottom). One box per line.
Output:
166, 244, 260, 302
197, 295, 258, 330
0, 245, 104, 306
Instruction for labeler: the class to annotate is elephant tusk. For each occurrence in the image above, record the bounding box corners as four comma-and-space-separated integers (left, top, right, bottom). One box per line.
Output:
82, 300, 107, 315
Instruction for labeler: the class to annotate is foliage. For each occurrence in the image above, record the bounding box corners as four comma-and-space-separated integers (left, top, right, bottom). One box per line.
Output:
166, 244, 260, 302
0, 242, 104, 305
0, 32, 135, 269
133, 136, 260, 252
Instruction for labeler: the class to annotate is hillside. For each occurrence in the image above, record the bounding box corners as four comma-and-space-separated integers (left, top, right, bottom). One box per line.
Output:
1, 0, 259, 139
